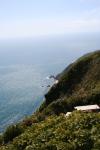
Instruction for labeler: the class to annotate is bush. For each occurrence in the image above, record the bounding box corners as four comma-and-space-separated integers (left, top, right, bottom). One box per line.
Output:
3, 124, 23, 143
22, 115, 39, 127
23, 119, 33, 127
0, 135, 3, 145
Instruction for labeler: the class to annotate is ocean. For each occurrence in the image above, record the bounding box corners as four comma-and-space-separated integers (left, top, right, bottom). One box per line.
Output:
0, 33, 100, 132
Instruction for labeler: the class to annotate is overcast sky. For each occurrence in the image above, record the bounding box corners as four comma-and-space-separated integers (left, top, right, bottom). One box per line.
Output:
0, 0, 100, 39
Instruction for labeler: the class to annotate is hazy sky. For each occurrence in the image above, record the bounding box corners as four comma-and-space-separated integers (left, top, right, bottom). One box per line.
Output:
0, 0, 100, 39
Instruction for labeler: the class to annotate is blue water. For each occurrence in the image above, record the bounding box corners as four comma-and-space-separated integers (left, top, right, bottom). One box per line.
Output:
0, 33, 100, 132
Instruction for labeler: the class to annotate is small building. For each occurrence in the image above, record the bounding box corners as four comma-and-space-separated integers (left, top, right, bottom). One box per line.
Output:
65, 112, 72, 117
74, 104, 100, 112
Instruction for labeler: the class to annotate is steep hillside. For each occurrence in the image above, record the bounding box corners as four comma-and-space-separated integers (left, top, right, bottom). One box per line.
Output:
39, 50, 100, 115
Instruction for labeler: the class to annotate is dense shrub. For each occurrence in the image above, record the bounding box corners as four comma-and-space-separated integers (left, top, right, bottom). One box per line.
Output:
23, 119, 33, 127
3, 124, 23, 143
0, 135, 3, 145
1, 112, 100, 150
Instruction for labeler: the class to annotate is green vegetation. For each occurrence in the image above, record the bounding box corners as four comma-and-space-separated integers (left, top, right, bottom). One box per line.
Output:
0, 112, 100, 150
0, 50, 100, 150
3, 124, 24, 144
0, 135, 3, 145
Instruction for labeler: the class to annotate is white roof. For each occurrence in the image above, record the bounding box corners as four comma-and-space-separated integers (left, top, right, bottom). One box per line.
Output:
65, 112, 72, 117
74, 104, 100, 111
